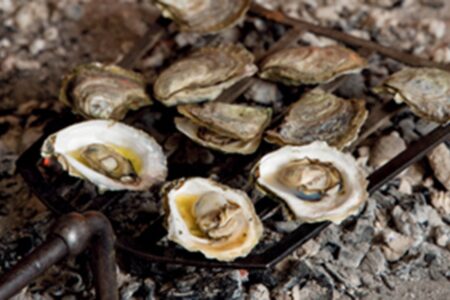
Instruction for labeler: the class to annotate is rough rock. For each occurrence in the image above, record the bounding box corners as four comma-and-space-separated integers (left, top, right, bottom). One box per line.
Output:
427, 144, 450, 190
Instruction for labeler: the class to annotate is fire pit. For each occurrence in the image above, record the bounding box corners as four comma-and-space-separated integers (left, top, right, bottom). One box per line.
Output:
1, 1, 450, 299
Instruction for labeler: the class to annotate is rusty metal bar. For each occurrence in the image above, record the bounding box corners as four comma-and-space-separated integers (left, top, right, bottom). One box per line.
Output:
250, 3, 450, 71
0, 212, 118, 300
117, 24, 164, 69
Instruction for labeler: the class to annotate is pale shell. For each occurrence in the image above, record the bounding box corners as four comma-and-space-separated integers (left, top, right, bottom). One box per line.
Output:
154, 44, 257, 106
259, 45, 367, 86
163, 177, 263, 261
253, 142, 368, 224
41, 120, 167, 191
154, 0, 250, 33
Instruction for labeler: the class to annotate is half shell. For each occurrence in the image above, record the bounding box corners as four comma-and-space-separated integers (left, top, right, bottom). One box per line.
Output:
164, 177, 263, 261
154, 44, 257, 106
374, 67, 450, 124
41, 120, 167, 191
154, 0, 250, 33
259, 45, 367, 86
60, 62, 152, 120
252, 142, 368, 224
175, 102, 272, 154
266, 89, 367, 149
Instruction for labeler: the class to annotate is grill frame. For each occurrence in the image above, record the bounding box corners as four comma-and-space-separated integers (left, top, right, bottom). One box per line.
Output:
16, 5, 450, 271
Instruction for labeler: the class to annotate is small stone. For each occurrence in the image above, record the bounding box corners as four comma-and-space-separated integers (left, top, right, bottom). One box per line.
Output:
430, 190, 450, 216
361, 247, 387, 275
30, 39, 46, 55
244, 78, 282, 105
296, 280, 329, 300
249, 284, 270, 300
381, 229, 415, 262
432, 226, 449, 248
369, 131, 406, 169
15, 1, 49, 33
427, 144, 450, 190
296, 239, 321, 258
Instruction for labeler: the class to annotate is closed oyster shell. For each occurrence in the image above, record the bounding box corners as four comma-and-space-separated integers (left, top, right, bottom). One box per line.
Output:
265, 89, 367, 149
163, 177, 263, 261
259, 45, 367, 86
60, 62, 152, 120
154, 44, 257, 106
41, 120, 167, 191
374, 67, 450, 123
154, 0, 250, 33
252, 142, 368, 224
175, 102, 272, 154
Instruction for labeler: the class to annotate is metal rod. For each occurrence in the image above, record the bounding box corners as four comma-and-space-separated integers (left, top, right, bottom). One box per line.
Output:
250, 3, 450, 71
0, 236, 68, 300
0, 211, 118, 300
117, 24, 164, 69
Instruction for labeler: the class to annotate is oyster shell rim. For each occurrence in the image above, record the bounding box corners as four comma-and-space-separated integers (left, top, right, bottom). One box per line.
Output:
162, 177, 264, 262
59, 62, 152, 120
252, 141, 369, 224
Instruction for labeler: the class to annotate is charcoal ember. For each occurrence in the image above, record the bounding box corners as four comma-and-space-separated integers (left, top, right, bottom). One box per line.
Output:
248, 283, 270, 300
430, 190, 450, 217
427, 144, 450, 190
381, 229, 415, 262
272, 260, 312, 296
244, 78, 282, 105
361, 247, 387, 275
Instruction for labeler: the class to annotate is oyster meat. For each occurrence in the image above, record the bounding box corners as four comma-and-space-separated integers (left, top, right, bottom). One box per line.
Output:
60, 62, 152, 120
374, 67, 450, 123
259, 45, 367, 86
154, 0, 250, 33
164, 177, 263, 261
175, 102, 272, 154
266, 89, 367, 149
154, 44, 257, 106
252, 142, 368, 223
41, 120, 167, 191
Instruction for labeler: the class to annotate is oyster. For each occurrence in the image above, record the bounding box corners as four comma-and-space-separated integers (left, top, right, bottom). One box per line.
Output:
60, 62, 152, 120
164, 177, 263, 261
266, 89, 367, 149
41, 120, 167, 191
154, 44, 257, 106
259, 45, 367, 86
154, 0, 250, 33
175, 102, 272, 154
252, 142, 368, 224
374, 67, 450, 123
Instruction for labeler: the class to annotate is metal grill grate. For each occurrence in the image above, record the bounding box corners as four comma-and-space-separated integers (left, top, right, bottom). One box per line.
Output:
16, 4, 450, 271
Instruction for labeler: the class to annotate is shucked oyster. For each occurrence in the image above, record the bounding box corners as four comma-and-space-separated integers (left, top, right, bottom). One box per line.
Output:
154, 0, 250, 33
175, 102, 272, 154
374, 67, 450, 124
259, 45, 367, 86
266, 89, 367, 149
164, 177, 263, 261
252, 142, 368, 224
41, 120, 167, 191
154, 44, 257, 106
60, 63, 152, 120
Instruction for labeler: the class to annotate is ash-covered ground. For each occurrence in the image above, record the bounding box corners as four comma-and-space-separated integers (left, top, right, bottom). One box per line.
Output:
1, 0, 450, 299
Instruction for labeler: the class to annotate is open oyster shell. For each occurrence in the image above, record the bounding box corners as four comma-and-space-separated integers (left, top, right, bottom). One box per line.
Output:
175, 102, 272, 154
163, 177, 263, 261
41, 120, 167, 191
154, 44, 257, 106
60, 62, 152, 120
374, 67, 450, 124
259, 45, 367, 86
266, 89, 367, 149
252, 142, 368, 224
154, 0, 250, 33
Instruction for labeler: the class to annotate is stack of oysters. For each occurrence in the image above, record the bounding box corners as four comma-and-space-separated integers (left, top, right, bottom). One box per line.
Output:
41, 0, 450, 261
